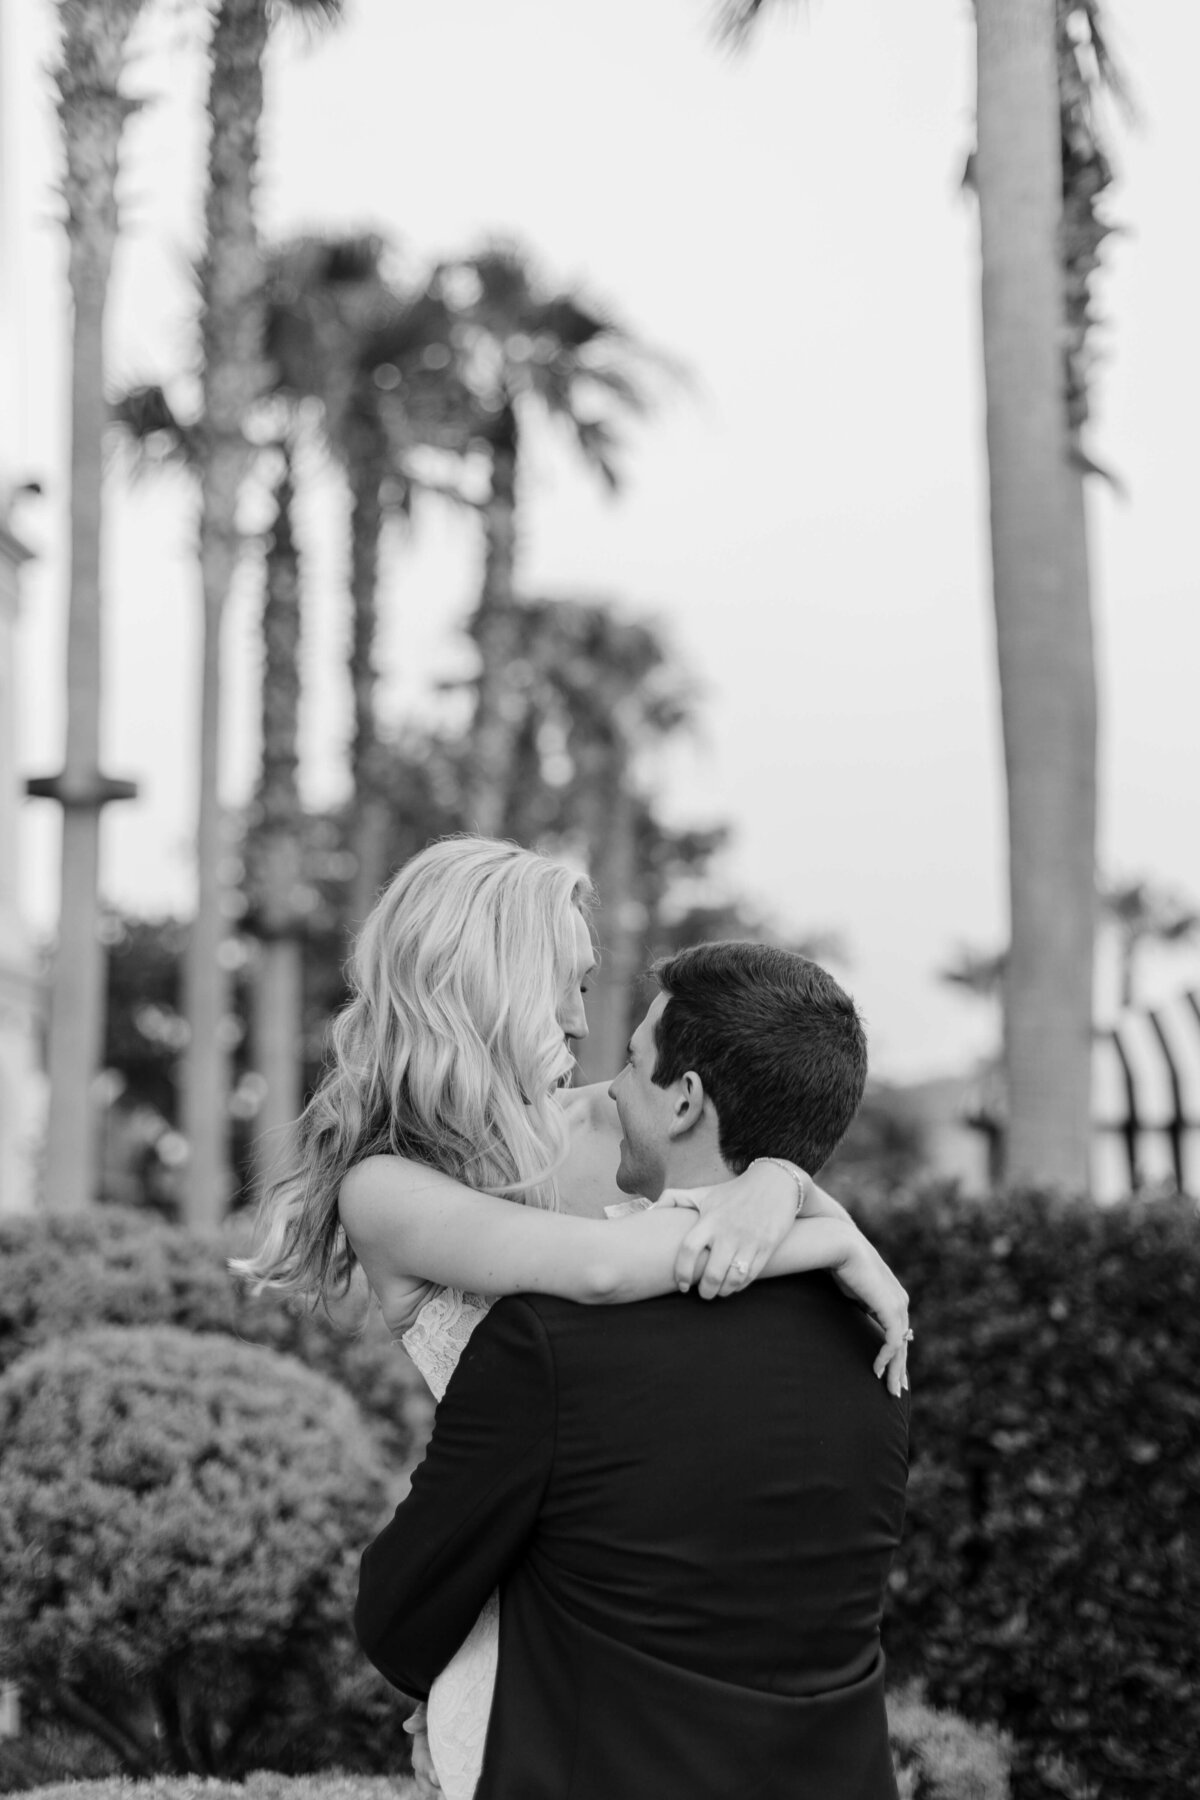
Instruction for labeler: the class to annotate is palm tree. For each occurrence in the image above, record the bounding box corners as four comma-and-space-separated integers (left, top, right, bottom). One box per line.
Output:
265, 236, 473, 926
429, 245, 669, 835
243, 440, 305, 1181
1100, 878, 1200, 1012
717, 0, 1118, 1188
496, 596, 696, 1079
36, 0, 149, 1214
109, 234, 467, 1185
184, 0, 342, 1231
110, 382, 311, 1197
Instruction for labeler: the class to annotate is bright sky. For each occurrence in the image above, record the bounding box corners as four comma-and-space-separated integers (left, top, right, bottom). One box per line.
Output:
4, 0, 1199, 1080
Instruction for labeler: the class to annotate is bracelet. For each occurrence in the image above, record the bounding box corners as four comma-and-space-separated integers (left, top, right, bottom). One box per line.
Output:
748, 1156, 811, 1215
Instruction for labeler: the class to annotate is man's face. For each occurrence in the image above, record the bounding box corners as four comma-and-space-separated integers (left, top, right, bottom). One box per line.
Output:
608, 992, 678, 1199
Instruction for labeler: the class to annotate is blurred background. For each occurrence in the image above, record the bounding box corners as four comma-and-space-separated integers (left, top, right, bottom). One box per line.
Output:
1, 0, 1199, 1222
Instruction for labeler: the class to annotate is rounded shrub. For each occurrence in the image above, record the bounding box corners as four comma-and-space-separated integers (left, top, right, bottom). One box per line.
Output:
0, 1327, 398, 1775
855, 1184, 1200, 1800
0, 1211, 234, 1376
0, 1208, 425, 1471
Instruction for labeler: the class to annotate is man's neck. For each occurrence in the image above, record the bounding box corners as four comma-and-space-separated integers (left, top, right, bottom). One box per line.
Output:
656, 1147, 733, 1197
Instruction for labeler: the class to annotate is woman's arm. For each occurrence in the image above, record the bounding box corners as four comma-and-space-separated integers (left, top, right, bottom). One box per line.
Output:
339, 1156, 910, 1393
341, 1153, 731, 1311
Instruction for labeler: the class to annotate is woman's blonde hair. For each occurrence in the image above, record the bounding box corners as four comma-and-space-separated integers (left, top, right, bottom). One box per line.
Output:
235, 835, 596, 1300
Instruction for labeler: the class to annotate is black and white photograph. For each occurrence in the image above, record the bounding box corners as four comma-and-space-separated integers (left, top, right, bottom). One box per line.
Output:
0, 2, 1196, 1797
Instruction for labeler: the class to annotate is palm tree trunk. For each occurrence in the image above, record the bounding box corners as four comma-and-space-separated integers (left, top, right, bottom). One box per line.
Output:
577, 772, 640, 1085
183, 0, 269, 1229
976, 0, 1097, 1188
44, 275, 107, 1214
347, 421, 389, 925
248, 449, 304, 1185
44, 4, 145, 1213
465, 405, 520, 835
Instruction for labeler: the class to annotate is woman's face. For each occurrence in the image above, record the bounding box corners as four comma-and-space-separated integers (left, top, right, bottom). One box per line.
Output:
557, 909, 597, 1048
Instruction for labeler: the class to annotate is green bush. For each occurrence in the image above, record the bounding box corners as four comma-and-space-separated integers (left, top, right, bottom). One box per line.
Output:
0, 1209, 427, 1470
0, 1326, 408, 1778
855, 1185, 1200, 1800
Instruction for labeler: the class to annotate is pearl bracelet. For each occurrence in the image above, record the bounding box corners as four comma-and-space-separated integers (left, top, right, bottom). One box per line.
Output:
748, 1156, 811, 1214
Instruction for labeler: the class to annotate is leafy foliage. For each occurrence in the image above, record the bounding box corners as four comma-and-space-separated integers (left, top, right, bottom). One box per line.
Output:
0, 1209, 233, 1376
889, 1683, 1012, 1800
0, 1327, 400, 1777
13, 1781, 410, 1800
0, 1209, 426, 1471
856, 1185, 1200, 1800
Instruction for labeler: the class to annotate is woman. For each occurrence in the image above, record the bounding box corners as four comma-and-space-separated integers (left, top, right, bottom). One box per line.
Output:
238, 836, 909, 1800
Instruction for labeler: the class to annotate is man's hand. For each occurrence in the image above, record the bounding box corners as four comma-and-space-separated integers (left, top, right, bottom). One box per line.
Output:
407, 1715, 441, 1798
830, 1232, 911, 1398
653, 1160, 802, 1299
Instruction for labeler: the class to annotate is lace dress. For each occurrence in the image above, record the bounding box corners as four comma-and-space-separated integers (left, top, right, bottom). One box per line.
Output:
398, 1201, 647, 1799
401, 1285, 498, 1800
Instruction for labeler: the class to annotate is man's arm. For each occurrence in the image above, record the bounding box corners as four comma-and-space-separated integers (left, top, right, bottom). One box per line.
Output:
354, 1297, 556, 1699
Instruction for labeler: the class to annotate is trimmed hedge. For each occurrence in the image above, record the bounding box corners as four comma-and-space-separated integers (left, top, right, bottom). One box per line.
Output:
854, 1185, 1200, 1800
0, 1209, 428, 1470
14, 1781, 412, 1800
0, 1211, 233, 1373
9, 1707, 1009, 1800
0, 1327, 406, 1778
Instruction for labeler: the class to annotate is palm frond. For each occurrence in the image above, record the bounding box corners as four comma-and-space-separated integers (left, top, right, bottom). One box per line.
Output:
712, 0, 799, 50
569, 418, 622, 492
1064, 0, 1137, 119
266, 0, 344, 39
1057, 0, 1130, 443
532, 296, 608, 353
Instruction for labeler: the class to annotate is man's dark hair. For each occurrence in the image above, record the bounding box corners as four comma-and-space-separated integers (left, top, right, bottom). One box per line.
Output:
650, 941, 868, 1175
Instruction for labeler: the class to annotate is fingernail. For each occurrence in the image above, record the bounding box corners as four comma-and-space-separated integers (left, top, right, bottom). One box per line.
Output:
678, 1282, 689, 1293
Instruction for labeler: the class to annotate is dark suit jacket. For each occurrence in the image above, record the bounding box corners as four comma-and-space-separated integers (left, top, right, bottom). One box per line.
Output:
356, 1273, 909, 1800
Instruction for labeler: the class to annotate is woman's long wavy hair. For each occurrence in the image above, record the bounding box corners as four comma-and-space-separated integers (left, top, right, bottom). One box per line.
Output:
234, 836, 596, 1302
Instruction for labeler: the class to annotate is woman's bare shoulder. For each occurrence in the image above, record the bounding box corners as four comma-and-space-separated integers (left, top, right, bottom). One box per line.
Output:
339, 1153, 457, 1238
338, 1155, 456, 1313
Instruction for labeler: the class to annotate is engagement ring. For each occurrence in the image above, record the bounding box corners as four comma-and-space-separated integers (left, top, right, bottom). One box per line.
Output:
731, 1258, 750, 1278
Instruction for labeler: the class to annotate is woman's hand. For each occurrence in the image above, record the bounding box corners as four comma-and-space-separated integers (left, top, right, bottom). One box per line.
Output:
828, 1231, 911, 1398
652, 1159, 803, 1298
654, 1171, 912, 1397
405, 1702, 440, 1797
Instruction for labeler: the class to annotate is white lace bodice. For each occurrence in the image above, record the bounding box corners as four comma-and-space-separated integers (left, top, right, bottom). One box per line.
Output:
401, 1286, 496, 1800
401, 1285, 493, 1403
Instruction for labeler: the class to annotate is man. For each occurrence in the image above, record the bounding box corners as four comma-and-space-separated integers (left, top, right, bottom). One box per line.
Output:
355, 941, 910, 1799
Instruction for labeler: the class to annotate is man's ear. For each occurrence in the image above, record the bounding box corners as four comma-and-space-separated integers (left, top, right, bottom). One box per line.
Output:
666, 1070, 707, 1140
